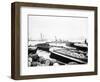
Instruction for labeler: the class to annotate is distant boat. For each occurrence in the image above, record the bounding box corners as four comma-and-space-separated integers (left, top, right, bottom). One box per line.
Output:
36, 43, 50, 52
73, 43, 88, 52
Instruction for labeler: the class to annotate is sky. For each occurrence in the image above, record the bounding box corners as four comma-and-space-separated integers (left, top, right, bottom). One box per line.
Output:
28, 15, 88, 42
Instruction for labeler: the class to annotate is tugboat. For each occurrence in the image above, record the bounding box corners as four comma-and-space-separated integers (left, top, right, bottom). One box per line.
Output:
28, 46, 37, 54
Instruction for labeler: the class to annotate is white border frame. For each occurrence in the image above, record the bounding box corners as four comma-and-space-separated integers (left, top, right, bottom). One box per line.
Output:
20, 7, 95, 75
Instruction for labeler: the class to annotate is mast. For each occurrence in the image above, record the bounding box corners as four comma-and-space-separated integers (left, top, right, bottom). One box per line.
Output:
40, 33, 43, 41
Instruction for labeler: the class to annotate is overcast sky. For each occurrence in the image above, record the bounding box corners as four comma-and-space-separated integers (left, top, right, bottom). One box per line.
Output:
28, 15, 88, 42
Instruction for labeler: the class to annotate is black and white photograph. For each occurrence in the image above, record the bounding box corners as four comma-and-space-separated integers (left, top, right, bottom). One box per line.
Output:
11, 2, 97, 79
28, 15, 88, 67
